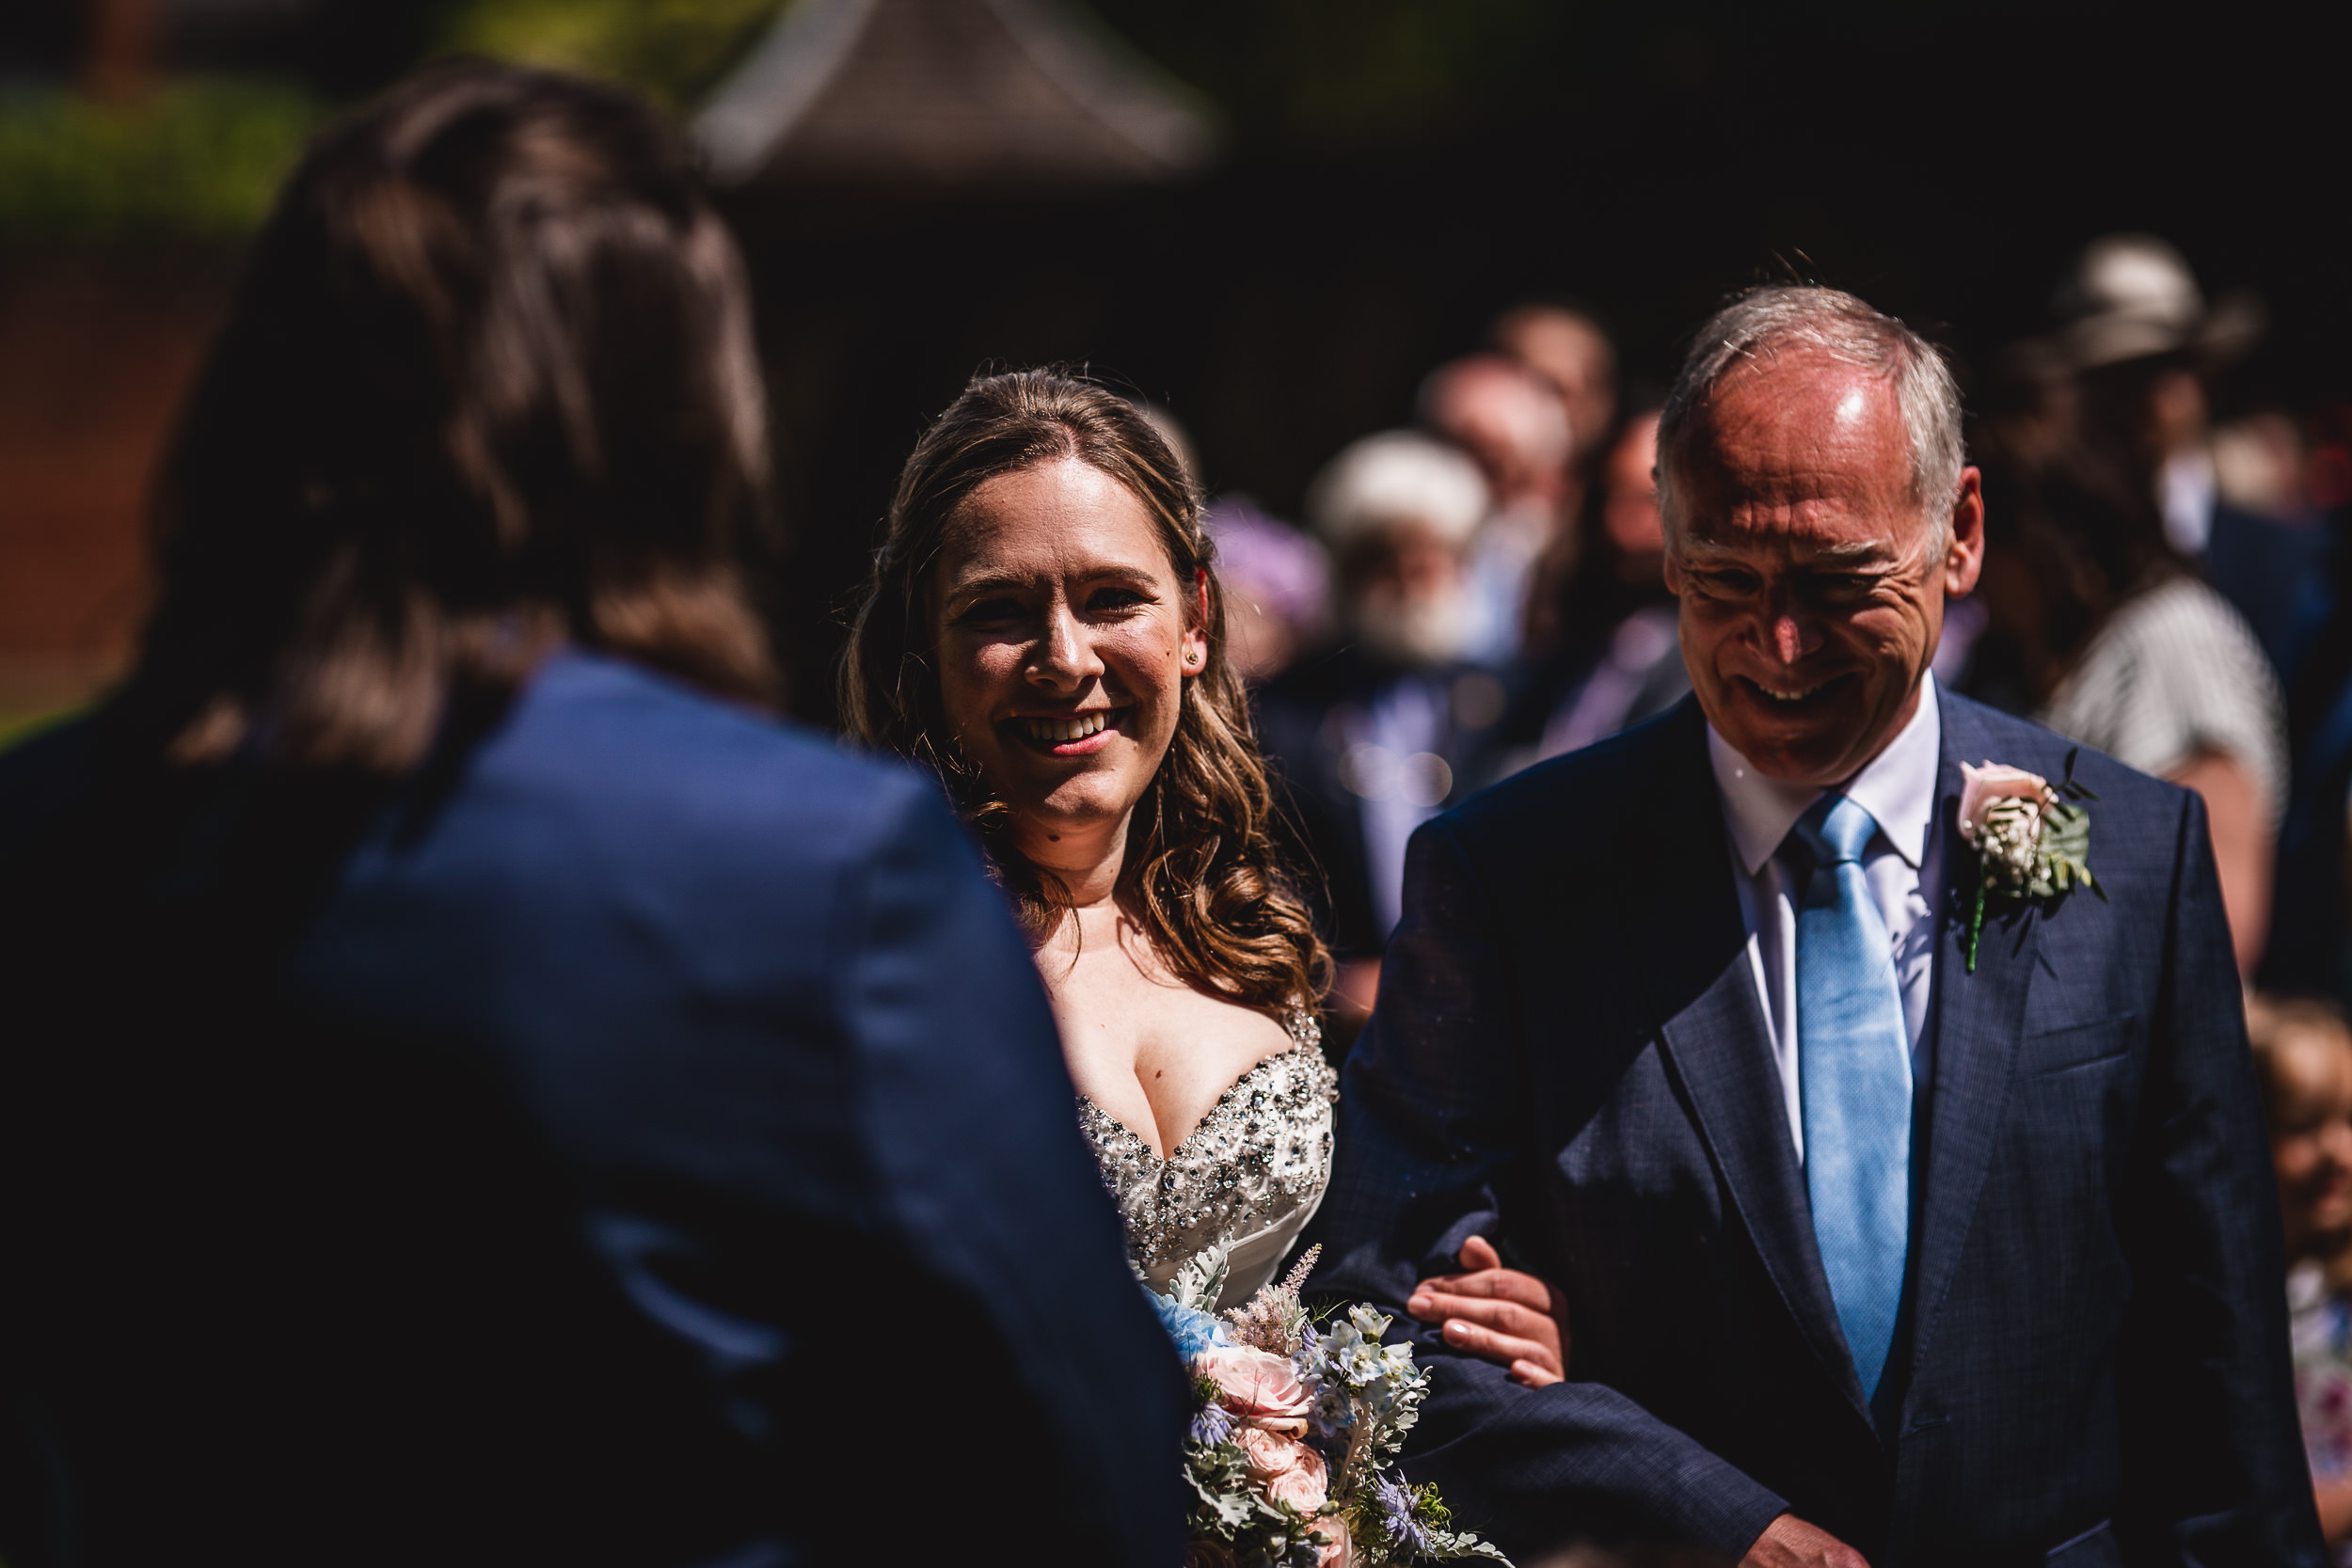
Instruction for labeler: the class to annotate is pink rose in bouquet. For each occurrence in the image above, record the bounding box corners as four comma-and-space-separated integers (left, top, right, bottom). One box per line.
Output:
1162, 1251, 1505, 1563
1235, 1426, 1329, 1513
1958, 762, 2050, 845
1198, 1344, 1314, 1433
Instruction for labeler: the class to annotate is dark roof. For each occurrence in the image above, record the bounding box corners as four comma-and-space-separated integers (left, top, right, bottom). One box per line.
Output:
696, 0, 1216, 193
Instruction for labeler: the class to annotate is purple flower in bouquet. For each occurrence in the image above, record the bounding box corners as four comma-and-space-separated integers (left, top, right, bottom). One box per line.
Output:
1190, 1402, 1236, 1447
1164, 1243, 1509, 1564
1375, 1473, 1430, 1557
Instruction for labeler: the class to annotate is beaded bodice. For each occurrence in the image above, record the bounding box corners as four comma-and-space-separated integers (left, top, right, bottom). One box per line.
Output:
1076, 1009, 1337, 1302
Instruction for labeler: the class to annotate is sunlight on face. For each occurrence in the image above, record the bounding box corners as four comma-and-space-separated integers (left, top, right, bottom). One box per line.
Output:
1663, 351, 1979, 785
929, 457, 1206, 857
2271, 1037, 2352, 1253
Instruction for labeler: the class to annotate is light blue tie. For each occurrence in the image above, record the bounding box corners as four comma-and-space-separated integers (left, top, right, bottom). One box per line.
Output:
1788, 794, 1912, 1402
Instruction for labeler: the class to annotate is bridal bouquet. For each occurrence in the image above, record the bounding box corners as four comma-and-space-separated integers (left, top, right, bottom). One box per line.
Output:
1149, 1245, 1509, 1567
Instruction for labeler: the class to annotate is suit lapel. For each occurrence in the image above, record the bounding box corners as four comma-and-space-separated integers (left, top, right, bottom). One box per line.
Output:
1903, 697, 2039, 1383
1626, 705, 1871, 1418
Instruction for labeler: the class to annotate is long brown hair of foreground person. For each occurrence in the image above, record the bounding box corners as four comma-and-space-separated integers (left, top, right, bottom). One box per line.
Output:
119, 58, 775, 781
842, 370, 1327, 1019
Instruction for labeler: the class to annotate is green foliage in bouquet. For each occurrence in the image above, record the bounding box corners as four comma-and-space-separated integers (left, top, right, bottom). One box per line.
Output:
1158, 1245, 1508, 1566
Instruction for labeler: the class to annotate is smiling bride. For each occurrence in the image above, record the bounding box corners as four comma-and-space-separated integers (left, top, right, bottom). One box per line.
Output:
843, 370, 1339, 1308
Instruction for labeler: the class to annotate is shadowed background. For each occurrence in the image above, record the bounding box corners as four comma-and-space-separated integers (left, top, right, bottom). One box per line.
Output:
3, 0, 2346, 730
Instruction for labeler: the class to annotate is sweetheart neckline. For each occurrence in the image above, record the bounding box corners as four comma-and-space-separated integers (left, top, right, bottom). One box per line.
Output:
1076, 1042, 1322, 1164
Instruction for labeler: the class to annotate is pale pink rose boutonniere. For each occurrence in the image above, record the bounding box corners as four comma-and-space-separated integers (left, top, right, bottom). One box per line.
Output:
1957, 749, 2101, 973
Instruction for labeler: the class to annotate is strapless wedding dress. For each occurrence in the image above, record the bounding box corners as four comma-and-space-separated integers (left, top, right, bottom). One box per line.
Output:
1077, 1009, 1338, 1311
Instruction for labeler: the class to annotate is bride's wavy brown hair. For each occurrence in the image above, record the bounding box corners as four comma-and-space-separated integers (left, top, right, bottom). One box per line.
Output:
842, 371, 1329, 1021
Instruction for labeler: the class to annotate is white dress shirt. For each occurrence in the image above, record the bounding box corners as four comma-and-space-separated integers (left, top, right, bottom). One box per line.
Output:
2161, 445, 2218, 558
1707, 674, 1944, 1164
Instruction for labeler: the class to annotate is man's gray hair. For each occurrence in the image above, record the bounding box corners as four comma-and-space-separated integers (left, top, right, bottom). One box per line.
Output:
1655, 286, 1964, 551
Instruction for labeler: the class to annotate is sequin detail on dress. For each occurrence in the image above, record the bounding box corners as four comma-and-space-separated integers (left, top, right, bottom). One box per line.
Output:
1075, 1008, 1337, 1293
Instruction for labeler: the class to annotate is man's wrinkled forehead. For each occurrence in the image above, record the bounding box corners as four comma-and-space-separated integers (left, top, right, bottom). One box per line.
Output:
1670, 359, 1918, 528
1698, 352, 1903, 461
1673, 522, 1906, 567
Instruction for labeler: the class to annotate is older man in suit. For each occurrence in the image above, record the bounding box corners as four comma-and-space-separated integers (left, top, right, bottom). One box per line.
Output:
1311, 285, 2322, 1567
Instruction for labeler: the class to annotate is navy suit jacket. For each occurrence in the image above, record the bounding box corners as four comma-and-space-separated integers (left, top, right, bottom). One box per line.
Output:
0, 652, 1184, 1568
2207, 501, 2328, 679
1256, 646, 1502, 963
1310, 690, 2321, 1568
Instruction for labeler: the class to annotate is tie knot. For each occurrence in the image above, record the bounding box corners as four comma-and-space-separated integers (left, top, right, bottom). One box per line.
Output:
1790, 793, 1878, 867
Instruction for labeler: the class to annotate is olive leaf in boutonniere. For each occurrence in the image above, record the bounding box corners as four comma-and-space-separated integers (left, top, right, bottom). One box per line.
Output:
1957, 748, 2103, 973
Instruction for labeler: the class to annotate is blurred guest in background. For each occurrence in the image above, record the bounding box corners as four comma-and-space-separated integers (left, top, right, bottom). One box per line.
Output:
2030, 498, 2288, 973
2250, 994, 2352, 1554
1969, 239, 2292, 974
1257, 432, 1505, 1037
1206, 496, 1331, 684
1480, 408, 1688, 782
2248, 399, 2352, 1007
1419, 353, 1574, 665
1492, 301, 1621, 527
2040, 233, 2318, 676
0, 64, 1184, 1568
2265, 497, 2352, 1005
1137, 401, 1334, 686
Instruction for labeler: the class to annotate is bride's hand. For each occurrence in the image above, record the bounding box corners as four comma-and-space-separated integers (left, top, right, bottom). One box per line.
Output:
1404, 1235, 1568, 1388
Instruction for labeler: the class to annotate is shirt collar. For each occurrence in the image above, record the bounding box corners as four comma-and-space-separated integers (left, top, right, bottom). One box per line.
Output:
1707, 673, 1943, 876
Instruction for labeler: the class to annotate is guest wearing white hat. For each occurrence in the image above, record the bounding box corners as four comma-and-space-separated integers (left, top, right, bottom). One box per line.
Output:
1255, 432, 1508, 1038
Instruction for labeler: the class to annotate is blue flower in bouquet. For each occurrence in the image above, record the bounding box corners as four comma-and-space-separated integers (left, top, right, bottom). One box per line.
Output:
1375, 1473, 1431, 1556
1189, 1402, 1236, 1447
1150, 1288, 1231, 1362
1320, 1305, 1417, 1388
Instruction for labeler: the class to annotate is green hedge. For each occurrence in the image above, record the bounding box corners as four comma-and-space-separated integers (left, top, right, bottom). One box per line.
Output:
0, 79, 320, 242
440, 0, 786, 108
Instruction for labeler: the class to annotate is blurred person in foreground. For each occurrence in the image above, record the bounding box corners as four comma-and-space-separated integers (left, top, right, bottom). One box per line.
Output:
1481, 408, 1689, 782
1256, 432, 1505, 1038
2249, 995, 2352, 1555
0, 64, 1182, 1568
1421, 353, 1576, 665
1310, 284, 2319, 1566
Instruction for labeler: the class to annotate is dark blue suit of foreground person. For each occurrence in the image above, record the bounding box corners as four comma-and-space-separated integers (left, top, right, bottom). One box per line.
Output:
0, 652, 1184, 1567
1311, 692, 2321, 1567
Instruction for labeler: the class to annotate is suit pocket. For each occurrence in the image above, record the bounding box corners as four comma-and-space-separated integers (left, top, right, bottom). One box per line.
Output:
2024, 1013, 2137, 1077
2044, 1519, 2119, 1568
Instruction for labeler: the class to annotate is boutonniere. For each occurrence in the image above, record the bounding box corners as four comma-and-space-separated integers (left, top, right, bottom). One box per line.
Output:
1958, 748, 2102, 973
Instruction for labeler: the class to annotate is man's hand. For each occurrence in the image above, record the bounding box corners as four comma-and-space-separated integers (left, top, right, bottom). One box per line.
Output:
1405, 1235, 1568, 1386
1741, 1513, 1868, 1568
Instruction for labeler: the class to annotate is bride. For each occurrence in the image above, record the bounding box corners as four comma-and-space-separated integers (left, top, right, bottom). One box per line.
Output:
843, 369, 1566, 1376
844, 369, 1332, 1307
